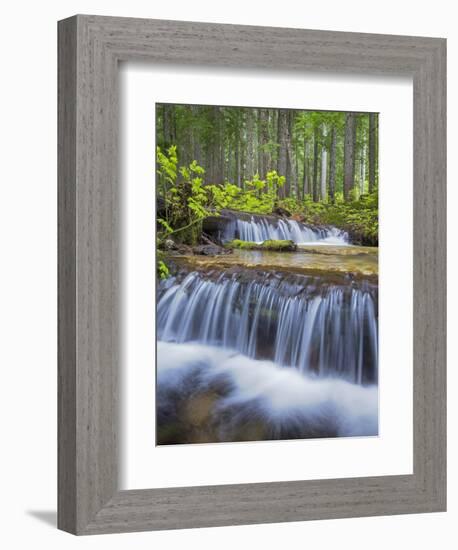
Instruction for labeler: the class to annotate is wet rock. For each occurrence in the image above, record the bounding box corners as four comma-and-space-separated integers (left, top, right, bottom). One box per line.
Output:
193, 244, 232, 256
163, 238, 178, 251
346, 229, 378, 247
225, 239, 297, 252
166, 249, 378, 287
185, 392, 218, 426
160, 238, 194, 255
202, 214, 233, 239
297, 244, 377, 256
262, 239, 297, 251
273, 206, 291, 218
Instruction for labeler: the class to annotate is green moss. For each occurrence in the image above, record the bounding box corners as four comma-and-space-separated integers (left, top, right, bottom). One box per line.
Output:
224, 239, 260, 250
224, 239, 252, 249
262, 240, 297, 251
225, 239, 297, 252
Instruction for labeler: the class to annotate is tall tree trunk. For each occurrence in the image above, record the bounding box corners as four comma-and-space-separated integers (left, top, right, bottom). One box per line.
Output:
295, 140, 300, 200
320, 124, 328, 201
246, 109, 255, 178
285, 110, 295, 197
257, 109, 263, 178
277, 109, 288, 198
329, 126, 337, 204
235, 109, 243, 187
303, 129, 309, 197
343, 112, 356, 201
259, 108, 270, 179
271, 109, 278, 170
312, 125, 319, 202
240, 114, 246, 190
162, 105, 169, 146
206, 106, 221, 184
368, 112, 377, 193
161, 104, 176, 150
235, 135, 241, 188
161, 105, 168, 147
181, 114, 192, 167
360, 144, 366, 195
219, 109, 225, 182
191, 105, 202, 167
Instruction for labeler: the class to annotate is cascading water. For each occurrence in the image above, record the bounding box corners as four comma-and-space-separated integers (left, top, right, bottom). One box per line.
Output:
157, 211, 377, 444
157, 271, 377, 385
222, 215, 348, 245
157, 341, 379, 442
156, 268, 378, 443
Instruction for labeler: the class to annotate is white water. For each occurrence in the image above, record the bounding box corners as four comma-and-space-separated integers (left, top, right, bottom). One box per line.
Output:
157, 341, 378, 439
158, 271, 378, 385
223, 216, 348, 245
157, 240, 378, 442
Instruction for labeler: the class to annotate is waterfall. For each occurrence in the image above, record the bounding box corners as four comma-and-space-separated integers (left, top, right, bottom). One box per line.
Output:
222, 215, 348, 245
157, 271, 378, 385
157, 341, 379, 441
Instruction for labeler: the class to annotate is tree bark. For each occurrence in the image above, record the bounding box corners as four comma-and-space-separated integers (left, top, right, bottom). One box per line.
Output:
360, 143, 366, 195
260, 108, 270, 179
343, 112, 356, 201
312, 125, 319, 202
246, 108, 255, 178
320, 124, 328, 201
235, 135, 241, 188
286, 110, 295, 197
161, 104, 176, 150
295, 140, 301, 200
161, 105, 168, 147
329, 126, 337, 204
206, 106, 221, 184
277, 109, 288, 198
219, 109, 225, 182
191, 105, 202, 168
240, 114, 246, 190
368, 113, 377, 193
257, 109, 263, 178
303, 127, 309, 197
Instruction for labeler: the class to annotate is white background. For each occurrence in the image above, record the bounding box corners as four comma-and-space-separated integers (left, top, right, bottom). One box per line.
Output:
0, 1, 455, 549
122, 66, 413, 489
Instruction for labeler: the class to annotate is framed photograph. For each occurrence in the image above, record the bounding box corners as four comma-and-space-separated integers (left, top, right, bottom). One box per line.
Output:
58, 15, 446, 535
154, 102, 380, 447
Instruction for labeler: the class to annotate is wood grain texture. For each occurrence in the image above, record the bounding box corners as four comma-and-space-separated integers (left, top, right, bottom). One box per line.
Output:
57, 14, 446, 535
57, 16, 77, 533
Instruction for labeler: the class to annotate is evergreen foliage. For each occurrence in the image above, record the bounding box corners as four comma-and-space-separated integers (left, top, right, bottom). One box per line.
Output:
156, 104, 379, 275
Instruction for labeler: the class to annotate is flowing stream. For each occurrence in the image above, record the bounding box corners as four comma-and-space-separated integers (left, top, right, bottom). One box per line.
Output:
157, 212, 378, 444
222, 215, 348, 245
158, 271, 377, 384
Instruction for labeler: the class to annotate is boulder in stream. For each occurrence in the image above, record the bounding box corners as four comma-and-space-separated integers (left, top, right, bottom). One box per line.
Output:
193, 243, 232, 256
225, 239, 297, 252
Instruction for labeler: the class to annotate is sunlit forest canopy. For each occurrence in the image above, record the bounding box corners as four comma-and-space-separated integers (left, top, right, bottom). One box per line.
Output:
155, 103, 379, 252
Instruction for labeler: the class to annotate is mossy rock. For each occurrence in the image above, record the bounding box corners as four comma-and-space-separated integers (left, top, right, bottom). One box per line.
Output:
225, 239, 297, 252
262, 239, 297, 251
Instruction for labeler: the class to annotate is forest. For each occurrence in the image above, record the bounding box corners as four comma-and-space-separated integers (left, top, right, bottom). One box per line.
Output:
156, 103, 379, 263
155, 103, 379, 445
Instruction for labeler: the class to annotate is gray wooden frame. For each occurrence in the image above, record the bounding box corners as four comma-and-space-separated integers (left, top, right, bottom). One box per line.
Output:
58, 14, 446, 535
